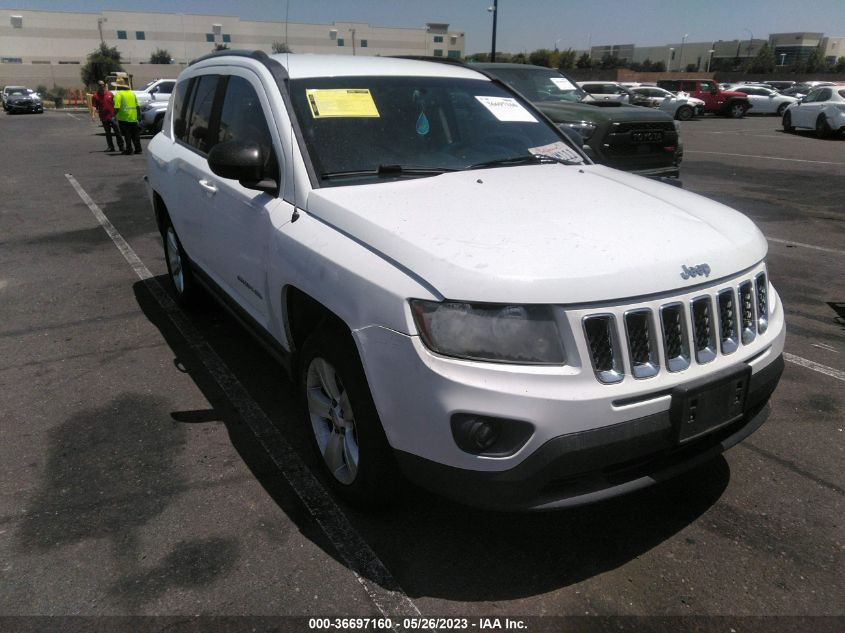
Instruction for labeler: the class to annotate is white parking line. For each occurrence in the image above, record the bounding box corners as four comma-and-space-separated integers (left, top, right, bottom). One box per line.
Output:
65, 174, 426, 629
686, 150, 845, 166
784, 353, 845, 381
766, 237, 845, 256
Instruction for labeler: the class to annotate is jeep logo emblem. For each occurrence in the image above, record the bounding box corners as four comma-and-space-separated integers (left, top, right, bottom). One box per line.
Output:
680, 263, 711, 280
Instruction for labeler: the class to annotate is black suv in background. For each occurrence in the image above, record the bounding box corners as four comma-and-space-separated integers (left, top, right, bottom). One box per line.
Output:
476, 64, 681, 180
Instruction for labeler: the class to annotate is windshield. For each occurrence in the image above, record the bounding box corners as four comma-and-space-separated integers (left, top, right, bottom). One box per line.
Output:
482, 68, 586, 104
290, 75, 582, 186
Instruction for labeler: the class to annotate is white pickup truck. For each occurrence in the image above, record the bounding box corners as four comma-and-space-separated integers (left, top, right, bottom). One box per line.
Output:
145, 52, 785, 511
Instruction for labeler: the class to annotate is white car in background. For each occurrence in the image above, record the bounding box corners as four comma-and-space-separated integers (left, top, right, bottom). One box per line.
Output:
783, 85, 845, 138
629, 86, 704, 121
731, 85, 798, 116
578, 81, 630, 103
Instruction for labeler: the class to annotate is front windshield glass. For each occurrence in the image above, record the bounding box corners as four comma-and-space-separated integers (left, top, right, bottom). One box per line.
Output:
484, 68, 586, 103
289, 75, 583, 185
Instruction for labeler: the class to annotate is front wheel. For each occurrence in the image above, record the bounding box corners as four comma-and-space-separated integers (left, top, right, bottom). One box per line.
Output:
815, 114, 831, 139
300, 328, 400, 507
675, 105, 694, 121
782, 111, 794, 132
776, 103, 789, 117
729, 102, 747, 118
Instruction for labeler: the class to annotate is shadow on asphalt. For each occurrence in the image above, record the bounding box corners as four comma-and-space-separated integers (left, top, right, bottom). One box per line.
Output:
127, 275, 730, 601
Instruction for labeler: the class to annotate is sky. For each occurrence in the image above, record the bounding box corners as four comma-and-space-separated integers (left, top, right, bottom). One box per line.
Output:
11, 0, 845, 54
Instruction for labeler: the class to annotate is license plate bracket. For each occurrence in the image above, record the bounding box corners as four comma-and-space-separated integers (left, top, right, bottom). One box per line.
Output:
670, 365, 751, 444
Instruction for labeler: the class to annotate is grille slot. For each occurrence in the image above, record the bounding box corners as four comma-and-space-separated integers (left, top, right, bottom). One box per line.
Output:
717, 289, 739, 355
739, 281, 756, 344
624, 310, 659, 379
755, 272, 768, 334
660, 303, 690, 372
691, 297, 717, 364
583, 315, 623, 383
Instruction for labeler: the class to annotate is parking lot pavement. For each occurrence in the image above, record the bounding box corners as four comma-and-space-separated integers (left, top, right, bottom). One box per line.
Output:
1, 111, 843, 627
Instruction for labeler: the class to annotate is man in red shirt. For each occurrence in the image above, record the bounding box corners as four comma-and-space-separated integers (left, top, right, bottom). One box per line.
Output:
90, 80, 124, 152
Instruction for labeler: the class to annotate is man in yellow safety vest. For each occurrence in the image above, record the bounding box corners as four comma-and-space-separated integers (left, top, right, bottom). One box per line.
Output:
111, 78, 142, 155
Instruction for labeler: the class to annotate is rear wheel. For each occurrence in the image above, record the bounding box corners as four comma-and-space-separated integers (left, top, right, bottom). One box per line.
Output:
162, 217, 199, 307
782, 111, 794, 133
300, 327, 400, 507
728, 102, 747, 118
815, 114, 831, 139
676, 105, 694, 121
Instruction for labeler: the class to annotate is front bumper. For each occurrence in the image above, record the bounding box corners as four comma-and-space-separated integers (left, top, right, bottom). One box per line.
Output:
7, 102, 42, 113
395, 354, 782, 510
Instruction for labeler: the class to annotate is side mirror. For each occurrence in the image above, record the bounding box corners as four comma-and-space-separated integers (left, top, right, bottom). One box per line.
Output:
208, 140, 277, 194
710, 88, 717, 95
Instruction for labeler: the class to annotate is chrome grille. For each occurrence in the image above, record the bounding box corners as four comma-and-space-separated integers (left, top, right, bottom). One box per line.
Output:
624, 310, 658, 379
660, 303, 690, 373
717, 289, 739, 355
691, 297, 717, 364
583, 315, 623, 384
755, 272, 768, 334
739, 281, 756, 344
581, 269, 771, 383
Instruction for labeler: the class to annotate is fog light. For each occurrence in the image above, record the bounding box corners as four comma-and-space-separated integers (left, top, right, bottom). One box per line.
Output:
451, 414, 534, 457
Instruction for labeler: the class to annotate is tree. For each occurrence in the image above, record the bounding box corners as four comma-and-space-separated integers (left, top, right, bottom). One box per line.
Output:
651, 60, 666, 72
510, 52, 528, 64
600, 53, 623, 69
802, 47, 825, 73
528, 48, 553, 68
213, 43, 230, 52
149, 48, 171, 64
557, 48, 576, 70
80, 42, 123, 88
746, 42, 776, 74
272, 41, 292, 54
576, 52, 593, 69
835, 56, 845, 73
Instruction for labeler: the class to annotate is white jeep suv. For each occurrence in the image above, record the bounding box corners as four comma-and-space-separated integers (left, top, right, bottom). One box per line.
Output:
145, 51, 785, 511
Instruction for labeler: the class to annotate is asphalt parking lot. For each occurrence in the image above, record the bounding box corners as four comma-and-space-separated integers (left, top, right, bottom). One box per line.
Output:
1, 110, 843, 632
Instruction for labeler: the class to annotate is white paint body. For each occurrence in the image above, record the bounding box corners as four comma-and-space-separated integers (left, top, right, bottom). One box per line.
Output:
785, 85, 845, 132
146, 54, 786, 483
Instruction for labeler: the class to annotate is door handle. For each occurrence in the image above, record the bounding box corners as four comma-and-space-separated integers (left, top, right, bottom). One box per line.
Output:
198, 179, 218, 195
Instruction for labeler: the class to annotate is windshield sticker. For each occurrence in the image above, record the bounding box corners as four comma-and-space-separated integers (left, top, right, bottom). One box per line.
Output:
306, 89, 380, 118
475, 96, 537, 122
528, 141, 583, 164
550, 77, 575, 91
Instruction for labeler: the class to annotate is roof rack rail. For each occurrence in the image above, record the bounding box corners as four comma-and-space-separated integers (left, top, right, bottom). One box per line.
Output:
190, 48, 275, 67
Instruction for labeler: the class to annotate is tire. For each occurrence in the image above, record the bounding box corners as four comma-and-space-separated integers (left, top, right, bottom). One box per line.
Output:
782, 111, 794, 133
776, 103, 789, 117
153, 114, 164, 134
162, 217, 199, 307
728, 102, 747, 118
676, 105, 694, 121
300, 327, 401, 507
815, 114, 831, 139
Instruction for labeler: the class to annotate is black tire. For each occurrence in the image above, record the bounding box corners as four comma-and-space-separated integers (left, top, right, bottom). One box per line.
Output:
776, 103, 789, 117
161, 216, 200, 307
299, 327, 401, 507
153, 114, 164, 134
815, 114, 831, 139
782, 111, 794, 133
675, 105, 694, 121
728, 102, 747, 118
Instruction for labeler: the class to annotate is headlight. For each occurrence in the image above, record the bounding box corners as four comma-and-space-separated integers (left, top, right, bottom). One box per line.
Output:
410, 300, 565, 365
140, 103, 153, 112
559, 121, 596, 141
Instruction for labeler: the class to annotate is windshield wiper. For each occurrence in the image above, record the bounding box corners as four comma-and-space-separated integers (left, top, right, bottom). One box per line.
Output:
467, 153, 580, 170
321, 164, 458, 180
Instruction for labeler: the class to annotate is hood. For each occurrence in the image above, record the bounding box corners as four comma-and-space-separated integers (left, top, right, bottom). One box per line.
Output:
535, 101, 674, 124
305, 165, 767, 305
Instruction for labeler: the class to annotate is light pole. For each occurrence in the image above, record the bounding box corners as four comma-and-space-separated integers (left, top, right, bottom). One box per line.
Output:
666, 47, 674, 72
678, 33, 689, 72
349, 28, 356, 56
97, 17, 107, 45
706, 48, 716, 72
554, 38, 562, 52
780, 53, 787, 66
487, 0, 498, 62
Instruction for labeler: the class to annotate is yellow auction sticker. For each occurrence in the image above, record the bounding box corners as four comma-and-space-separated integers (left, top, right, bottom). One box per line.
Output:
305, 89, 380, 118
